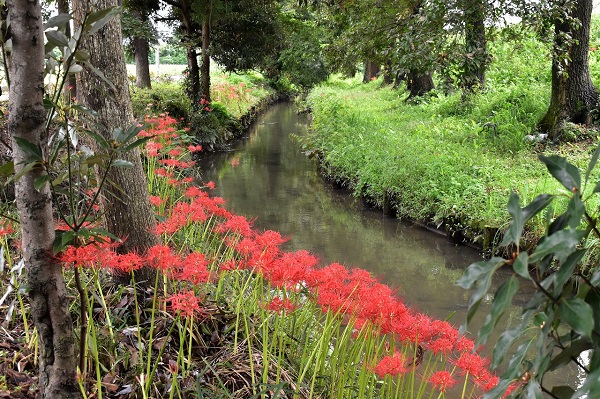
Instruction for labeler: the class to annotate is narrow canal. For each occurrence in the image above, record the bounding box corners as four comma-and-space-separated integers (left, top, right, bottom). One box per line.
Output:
198, 102, 579, 390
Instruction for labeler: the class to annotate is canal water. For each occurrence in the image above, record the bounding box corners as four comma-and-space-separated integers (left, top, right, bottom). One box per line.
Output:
197, 102, 579, 390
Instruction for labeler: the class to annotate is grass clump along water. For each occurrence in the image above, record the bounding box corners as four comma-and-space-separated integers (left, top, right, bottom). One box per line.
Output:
304, 29, 600, 251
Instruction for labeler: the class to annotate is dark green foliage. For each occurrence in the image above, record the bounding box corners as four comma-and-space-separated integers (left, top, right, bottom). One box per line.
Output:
275, 9, 329, 89
458, 147, 600, 398
187, 103, 234, 150
210, 0, 281, 73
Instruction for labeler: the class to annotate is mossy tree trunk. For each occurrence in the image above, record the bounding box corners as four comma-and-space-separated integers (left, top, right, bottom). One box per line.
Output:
8, 1, 78, 397
539, 0, 598, 140
462, 0, 487, 94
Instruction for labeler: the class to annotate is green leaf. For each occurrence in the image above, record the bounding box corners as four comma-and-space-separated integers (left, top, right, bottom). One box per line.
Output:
14, 137, 43, 161
44, 13, 72, 30
554, 249, 587, 291
456, 257, 506, 289
456, 258, 506, 325
121, 136, 152, 152
74, 50, 91, 62
477, 276, 519, 346
548, 338, 592, 371
565, 195, 585, 228
513, 251, 530, 279
522, 193, 555, 222
552, 386, 575, 399
85, 130, 110, 150
112, 127, 124, 142
559, 297, 594, 338
593, 181, 600, 194
0, 161, 14, 177
43, 97, 57, 110
86, 7, 121, 35
524, 380, 542, 399
53, 229, 76, 254
67, 64, 84, 74
45, 30, 69, 47
539, 154, 581, 193
585, 144, 600, 185
70, 104, 99, 118
111, 159, 133, 168
530, 228, 586, 264
83, 61, 116, 92
13, 161, 40, 182
501, 192, 523, 246
33, 175, 50, 191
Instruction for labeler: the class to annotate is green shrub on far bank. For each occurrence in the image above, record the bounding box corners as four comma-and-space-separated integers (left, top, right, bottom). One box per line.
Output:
130, 70, 276, 149
130, 81, 190, 120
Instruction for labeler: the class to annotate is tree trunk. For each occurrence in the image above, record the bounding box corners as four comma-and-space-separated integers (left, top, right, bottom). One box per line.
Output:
539, 0, 598, 140
407, 70, 434, 98
72, 0, 158, 276
362, 59, 380, 83
180, 0, 201, 104
8, 1, 78, 398
57, 0, 77, 100
133, 11, 151, 89
201, 13, 211, 102
462, 0, 487, 93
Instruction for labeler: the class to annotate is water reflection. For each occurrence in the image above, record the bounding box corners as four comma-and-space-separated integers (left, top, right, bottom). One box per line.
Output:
197, 103, 580, 390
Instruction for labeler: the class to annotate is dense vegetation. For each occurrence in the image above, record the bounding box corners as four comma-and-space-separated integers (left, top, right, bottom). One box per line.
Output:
5, 0, 600, 398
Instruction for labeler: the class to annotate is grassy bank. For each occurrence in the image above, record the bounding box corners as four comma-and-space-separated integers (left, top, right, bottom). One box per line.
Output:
305, 30, 600, 250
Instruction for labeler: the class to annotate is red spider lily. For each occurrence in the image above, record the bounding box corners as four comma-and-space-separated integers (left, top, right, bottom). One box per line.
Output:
428, 337, 455, 356
264, 296, 296, 314
264, 250, 317, 290
101, 252, 145, 273
0, 223, 14, 237
168, 291, 201, 318
205, 181, 215, 190
146, 245, 182, 273
374, 352, 408, 378
454, 352, 489, 380
180, 252, 210, 285
149, 195, 168, 207
214, 215, 253, 237
188, 145, 203, 153
429, 370, 457, 392
168, 148, 182, 157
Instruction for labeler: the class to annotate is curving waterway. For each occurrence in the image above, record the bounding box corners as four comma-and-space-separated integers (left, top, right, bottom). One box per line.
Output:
197, 102, 579, 390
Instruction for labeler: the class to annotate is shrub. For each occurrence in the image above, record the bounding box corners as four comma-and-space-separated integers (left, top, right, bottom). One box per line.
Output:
130, 82, 190, 120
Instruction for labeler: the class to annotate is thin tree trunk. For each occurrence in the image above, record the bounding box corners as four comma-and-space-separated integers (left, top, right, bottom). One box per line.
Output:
133, 11, 152, 89
539, 0, 598, 139
8, 1, 78, 398
201, 13, 211, 102
57, 0, 77, 100
462, 0, 487, 93
72, 0, 158, 279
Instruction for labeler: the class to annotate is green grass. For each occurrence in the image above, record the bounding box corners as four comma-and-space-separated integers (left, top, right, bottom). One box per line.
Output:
305, 29, 599, 249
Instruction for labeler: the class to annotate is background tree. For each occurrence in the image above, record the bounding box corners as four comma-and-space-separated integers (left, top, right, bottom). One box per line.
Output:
72, 0, 159, 272
538, 0, 598, 140
7, 0, 78, 397
122, 0, 161, 89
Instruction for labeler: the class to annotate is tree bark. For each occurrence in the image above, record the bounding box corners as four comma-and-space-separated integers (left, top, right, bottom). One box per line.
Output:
407, 70, 434, 98
539, 0, 598, 140
179, 0, 201, 104
362, 59, 380, 83
72, 0, 158, 275
201, 13, 211, 102
462, 0, 487, 93
133, 11, 152, 89
8, 1, 78, 398
57, 0, 77, 100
